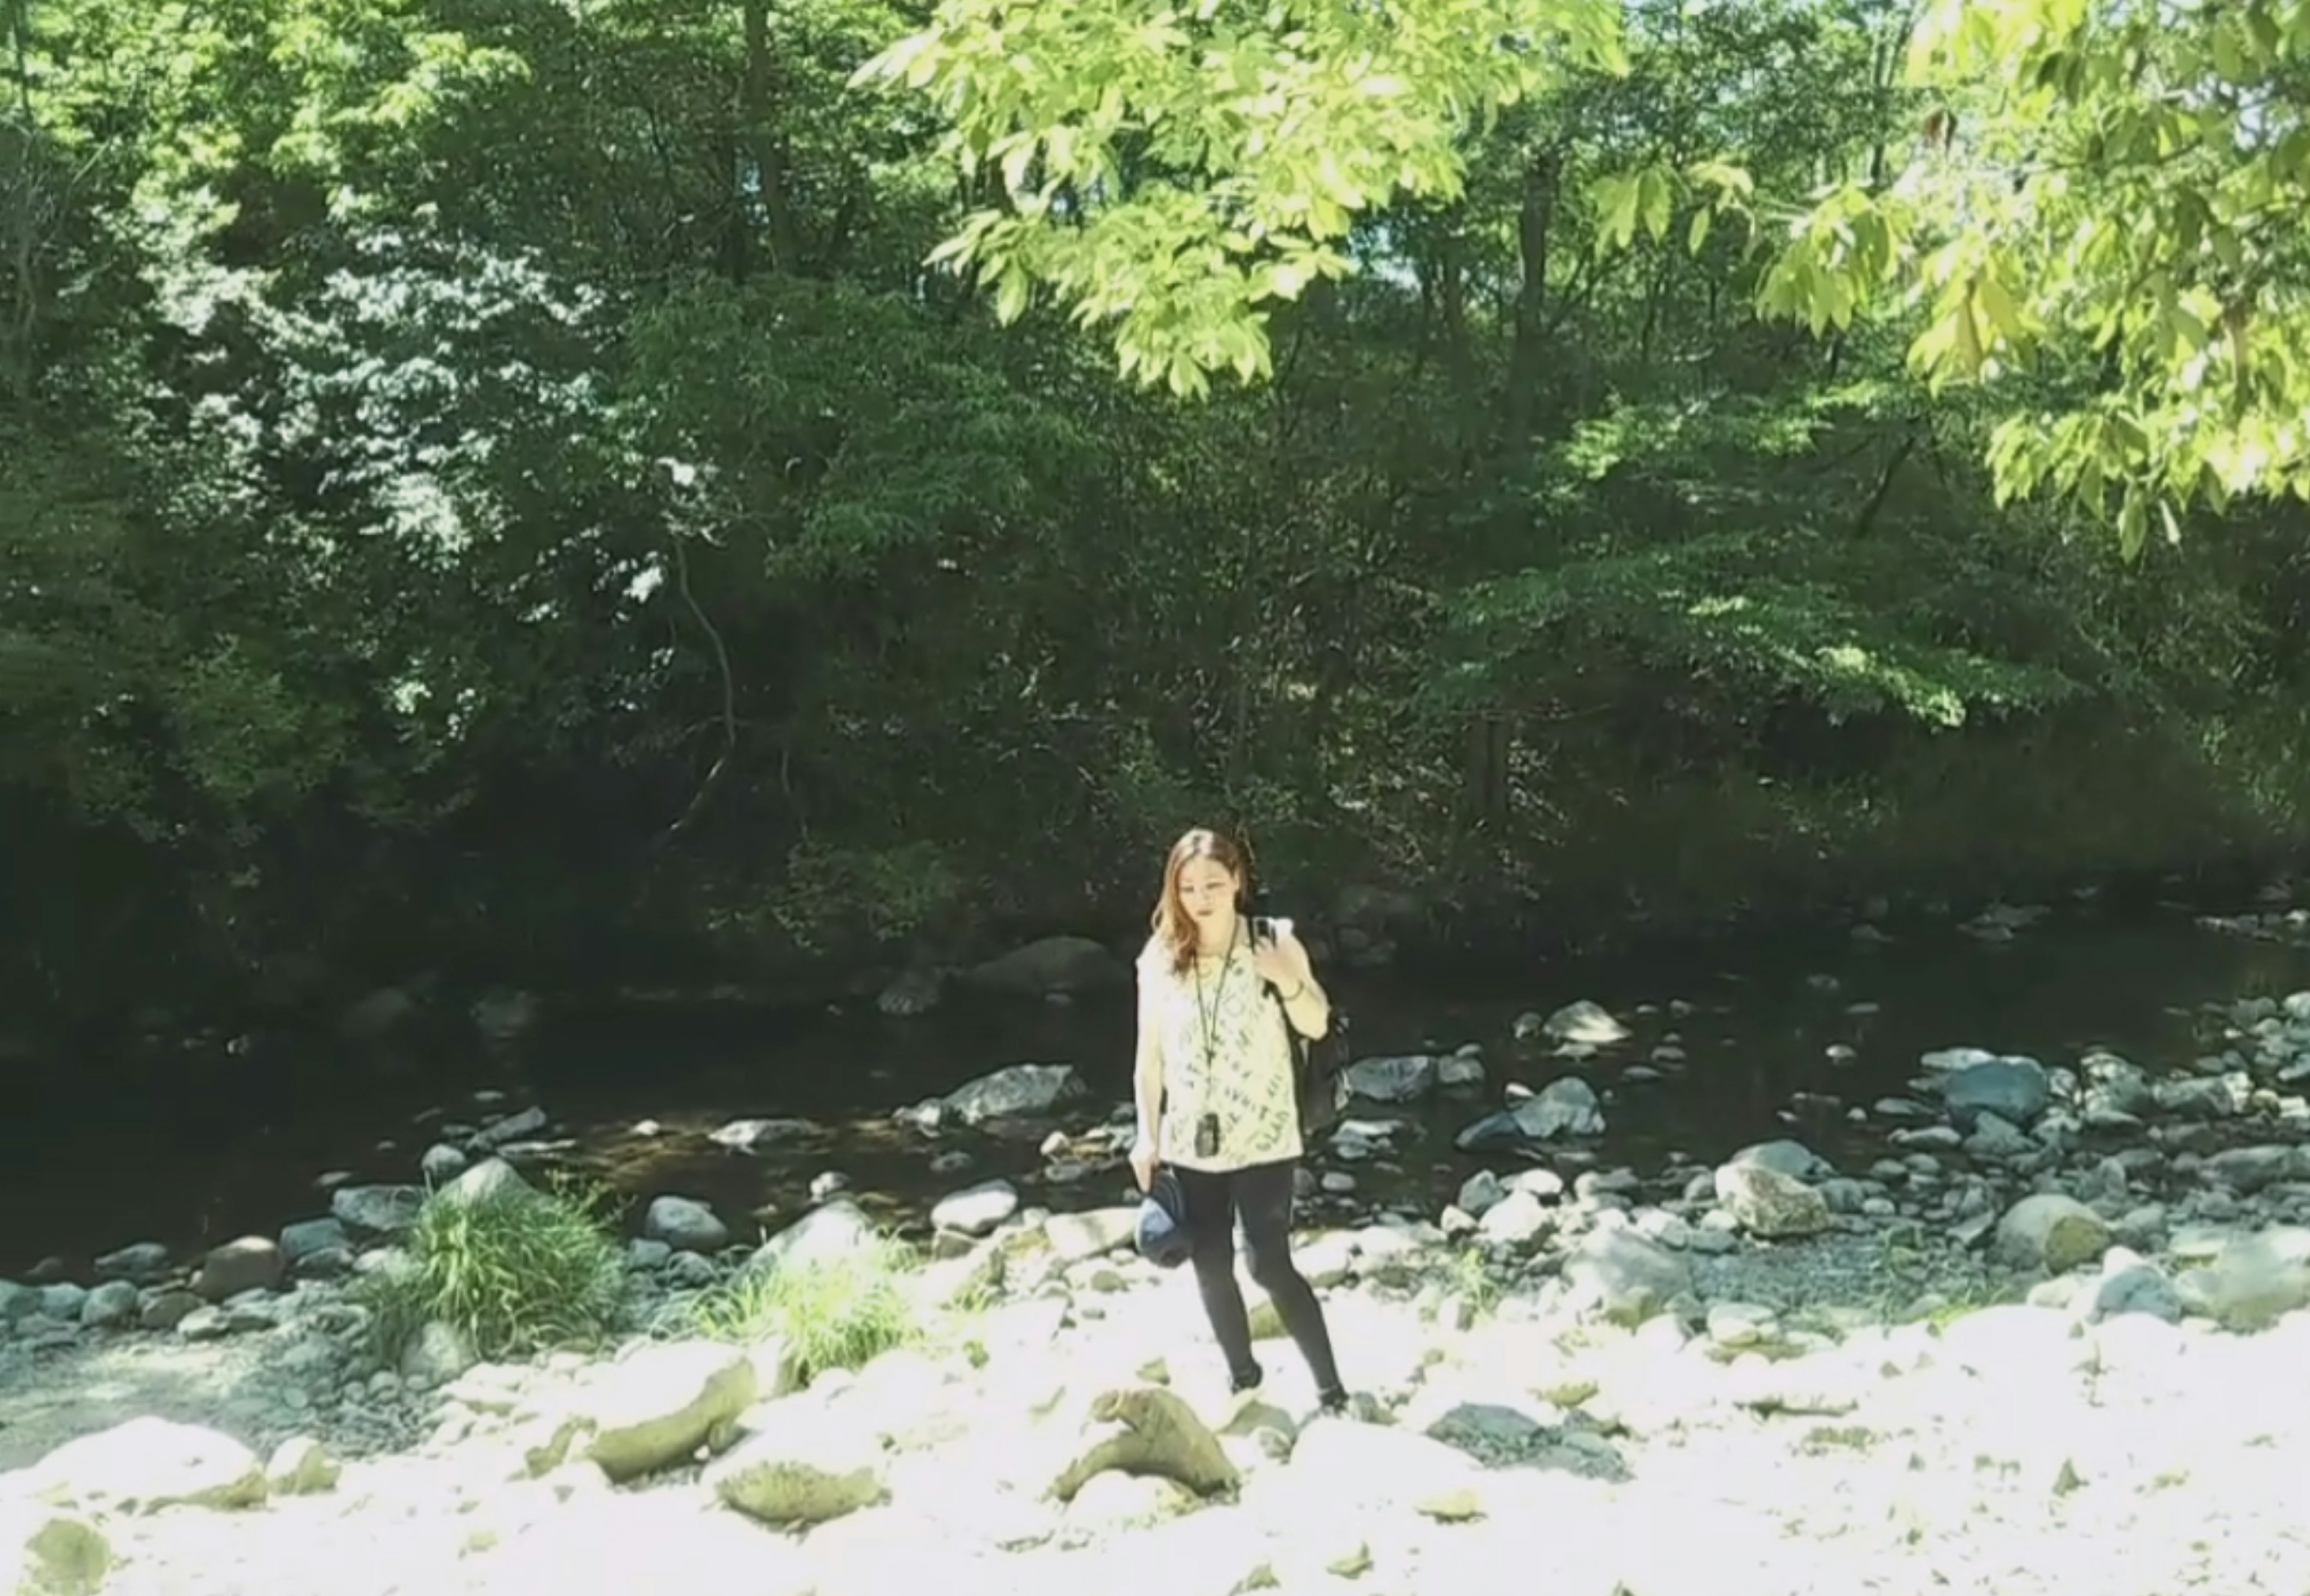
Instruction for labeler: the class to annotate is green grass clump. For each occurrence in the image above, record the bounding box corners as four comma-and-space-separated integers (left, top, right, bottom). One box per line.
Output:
356, 1172, 627, 1364
686, 1236, 926, 1382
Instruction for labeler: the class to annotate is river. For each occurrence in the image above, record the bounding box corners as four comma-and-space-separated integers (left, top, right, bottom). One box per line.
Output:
8, 892, 2310, 1278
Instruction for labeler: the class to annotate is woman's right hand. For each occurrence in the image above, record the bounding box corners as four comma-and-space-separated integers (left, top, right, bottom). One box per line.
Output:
1129, 1136, 1160, 1192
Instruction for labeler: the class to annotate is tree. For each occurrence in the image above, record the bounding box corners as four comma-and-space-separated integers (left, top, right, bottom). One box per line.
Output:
874, 0, 2310, 531
857, 0, 1627, 398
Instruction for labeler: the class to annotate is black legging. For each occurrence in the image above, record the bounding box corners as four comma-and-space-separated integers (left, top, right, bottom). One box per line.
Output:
1173, 1158, 1343, 1398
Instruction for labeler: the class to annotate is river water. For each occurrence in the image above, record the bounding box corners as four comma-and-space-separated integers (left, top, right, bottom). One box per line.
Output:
9, 895, 2310, 1278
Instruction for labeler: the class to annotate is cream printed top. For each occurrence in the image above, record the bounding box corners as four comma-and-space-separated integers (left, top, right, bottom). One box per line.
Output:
1142, 938, 1302, 1171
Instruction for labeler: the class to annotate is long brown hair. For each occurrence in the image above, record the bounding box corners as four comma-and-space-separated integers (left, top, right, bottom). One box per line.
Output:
1149, 827, 1252, 976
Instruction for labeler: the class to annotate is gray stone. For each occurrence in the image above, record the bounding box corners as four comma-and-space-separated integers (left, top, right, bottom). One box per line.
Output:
1993, 1193, 2111, 1273
928, 1180, 1020, 1238
2081, 1248, 2183, 1323
1340, 1055, 1438, 1103
330, 1186, 425, 1240
643, 1195, 731, 1252
79, 1281, 140, 1329
1727, 1139, 1832, 1180
745, 1197, 881, 1278
940, 1063, 1089, 1124
91, 1242, 170, 1284
1563, 1224, 1690, 1325
1543, 1001, 1630, 1045
1714, 1162, 1833, 1239
1942, 1058, 2053, 1130
194, 1236, 284, 1301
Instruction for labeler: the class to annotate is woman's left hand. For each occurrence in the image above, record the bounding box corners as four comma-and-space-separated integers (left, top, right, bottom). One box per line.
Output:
1252, 926, 1306, 991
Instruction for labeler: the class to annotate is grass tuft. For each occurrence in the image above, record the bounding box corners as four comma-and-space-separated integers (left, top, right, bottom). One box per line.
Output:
354, 1168, 627, 1364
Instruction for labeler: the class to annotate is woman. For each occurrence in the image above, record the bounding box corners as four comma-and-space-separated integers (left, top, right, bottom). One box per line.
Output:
1130, 827, 1347, 1411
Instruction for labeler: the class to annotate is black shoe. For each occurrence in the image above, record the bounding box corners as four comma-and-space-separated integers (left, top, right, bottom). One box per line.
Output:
1228, 1364, 1265, 1396
1317, 1385, 1349, 1415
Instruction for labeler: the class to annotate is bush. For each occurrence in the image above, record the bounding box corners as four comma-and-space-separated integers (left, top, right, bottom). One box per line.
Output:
686, 1236, 925, 1381
356, 1168, 627, 1364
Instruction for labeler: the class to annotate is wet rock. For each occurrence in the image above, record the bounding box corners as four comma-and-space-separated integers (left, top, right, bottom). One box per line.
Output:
469, 1105, 549, 1152
1962, 1112, 2036, 1160
1542, 1000, 1630, 1046
419, 1143, 469, 1182
644, 1195, 730, 1253
330, 1185, 425, 1240
709, 1117, 817, 1151
1455, 1076, 1603, 1150
2205, 1145, 2306, 1194
1726, 1139, 1832, 1180
1941, 1057, 2052, 1130
279, 1216, 352, 1269
941, 1064, 1089, 1125
91, 1242, 170, 1285
1341, 1055, 1438, 1102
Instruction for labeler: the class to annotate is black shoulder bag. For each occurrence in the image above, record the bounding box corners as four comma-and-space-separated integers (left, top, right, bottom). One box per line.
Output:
1254, 916, 1351, 1138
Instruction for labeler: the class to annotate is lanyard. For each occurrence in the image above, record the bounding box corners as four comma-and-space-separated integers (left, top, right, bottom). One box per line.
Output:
1192, 922, 1237, 1088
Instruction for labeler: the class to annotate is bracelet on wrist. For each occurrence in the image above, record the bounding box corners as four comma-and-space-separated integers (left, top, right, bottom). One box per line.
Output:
1281, 981, 1307, 1003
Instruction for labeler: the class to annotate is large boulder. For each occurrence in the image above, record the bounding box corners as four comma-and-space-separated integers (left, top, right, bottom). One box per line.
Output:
1340, 1055, 1438, 1103
1454, 1077, 1604, 1151
940, 1064, 1089, 1125
744, 1197, 883, 1278
27, 1419, 267, 1514
1941, 1058, 2053, 1130
566, 1340, 760, 1482
642, 1195, 730, 1253
1047, 1385, 1239, 1505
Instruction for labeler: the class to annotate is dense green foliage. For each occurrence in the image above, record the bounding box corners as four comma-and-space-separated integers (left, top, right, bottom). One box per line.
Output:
356, 1175, 627, 1363
5, 0, 2308, 1032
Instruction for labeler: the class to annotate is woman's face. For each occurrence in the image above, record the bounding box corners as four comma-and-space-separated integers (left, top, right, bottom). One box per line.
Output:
1175, 857, 1241, 928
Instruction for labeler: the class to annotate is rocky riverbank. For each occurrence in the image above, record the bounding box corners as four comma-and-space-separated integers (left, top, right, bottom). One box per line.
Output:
13, 987, 2310, 1593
